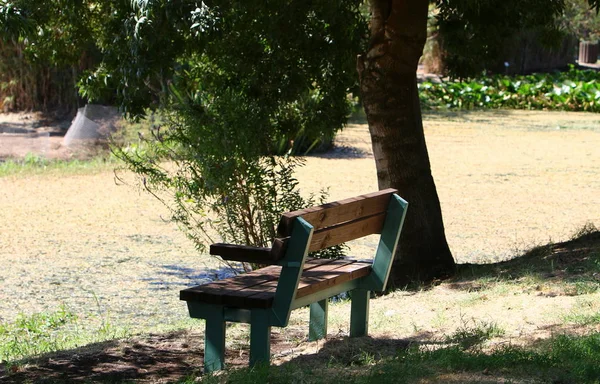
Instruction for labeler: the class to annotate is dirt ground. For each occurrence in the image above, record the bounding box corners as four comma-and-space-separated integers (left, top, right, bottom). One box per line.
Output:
1, 110, 599, 382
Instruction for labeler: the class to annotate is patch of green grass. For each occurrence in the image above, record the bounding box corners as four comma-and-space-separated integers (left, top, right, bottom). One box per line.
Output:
0, 306, 129, 364
189, 333, 600, 384
445, 319, 505, 350
563, 298, 600, 325
565, 281, 600, 296
565, 312, 600, 325
0, 153, 120, 177
570, 222, 599, 241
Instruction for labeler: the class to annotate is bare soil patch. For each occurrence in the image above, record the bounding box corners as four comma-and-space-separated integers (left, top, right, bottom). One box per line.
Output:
0, 112, 105, 160
1, 110, 599, 382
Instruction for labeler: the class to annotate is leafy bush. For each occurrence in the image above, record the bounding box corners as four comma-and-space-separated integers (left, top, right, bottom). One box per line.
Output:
116, 98, 345, 268
419, 66, 600, 112
106, 2, 363, 265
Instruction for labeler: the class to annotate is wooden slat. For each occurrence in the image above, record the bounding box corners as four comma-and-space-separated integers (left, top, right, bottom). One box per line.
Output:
243, 260, 371, 304
307, 212, 386, 252
214, 282, 277, 309
180, 258, 337, 308
273, 213, 386, 256
210, 243, 279, 265
179, 265, 281, 305
243, 260, 355, 303
297, 261, 371, 298
218, 259, 337, 309
269, 237, 288, 261
277, 188, 397, 236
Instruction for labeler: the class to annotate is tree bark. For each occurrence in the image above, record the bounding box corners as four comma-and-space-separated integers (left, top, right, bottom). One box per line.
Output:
358, 0, 455, 286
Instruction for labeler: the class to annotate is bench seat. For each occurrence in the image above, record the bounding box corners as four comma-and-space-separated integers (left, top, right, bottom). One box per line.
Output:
180, 258, 372, 309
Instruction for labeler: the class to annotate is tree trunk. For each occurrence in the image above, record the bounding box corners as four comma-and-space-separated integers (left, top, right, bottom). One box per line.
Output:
358, 0, 455, 286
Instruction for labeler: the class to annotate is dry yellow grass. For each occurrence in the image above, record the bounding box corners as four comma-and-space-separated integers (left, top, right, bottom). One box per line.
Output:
1, 109, 599, 382
296, 110, 600, 263
1, 110, 599, 330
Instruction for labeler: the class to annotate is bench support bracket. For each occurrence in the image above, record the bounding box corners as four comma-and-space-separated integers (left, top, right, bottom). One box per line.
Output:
309, 299, 329, 341
250, 309, 271, 367
204, 305, 226, 373
350, 289, 370, 337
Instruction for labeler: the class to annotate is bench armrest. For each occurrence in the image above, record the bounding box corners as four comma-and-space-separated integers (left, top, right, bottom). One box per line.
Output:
210, 243, 282, 265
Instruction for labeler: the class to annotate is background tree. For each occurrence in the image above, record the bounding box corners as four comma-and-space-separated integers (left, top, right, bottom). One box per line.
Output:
357, 1, 454, 286
357, 0, 599, 286
0, 0, 100, 113
436, 0, 570, 77
563, 0, 600, 41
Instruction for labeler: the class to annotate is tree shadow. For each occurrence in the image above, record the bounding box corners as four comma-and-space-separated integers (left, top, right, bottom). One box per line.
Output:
0, 331, 201, 383
306, 145, 371, 160
350, 108, 518, 126
448, 229, 600, 294
275, 330, 600, 383
2, 230, 597, 382
0, 327, 307, 383
421, 108, 514, 122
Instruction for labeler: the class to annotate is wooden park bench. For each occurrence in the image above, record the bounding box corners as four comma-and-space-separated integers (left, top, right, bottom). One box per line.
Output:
180, 188, 408, 372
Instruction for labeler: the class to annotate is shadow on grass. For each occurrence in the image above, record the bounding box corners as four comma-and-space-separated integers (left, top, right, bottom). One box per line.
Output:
421, 108, 514, 121
3, 312, 599, 383
205, 332, 600, 384
2, 229, 598, 383
0, 123, 36, 134
448, 228, 600, 294
0, 328, 304, 383
141, 263, 243, 291
306, 145, 371, 160
0, 331, 203, 383
350, 108, 522, 126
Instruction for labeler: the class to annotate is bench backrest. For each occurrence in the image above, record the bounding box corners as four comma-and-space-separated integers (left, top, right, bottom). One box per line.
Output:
270, 188, 408, 326
273, 188, 399, 257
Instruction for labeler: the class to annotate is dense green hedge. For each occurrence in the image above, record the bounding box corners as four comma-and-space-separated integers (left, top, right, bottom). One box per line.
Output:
419, 67, 600, 112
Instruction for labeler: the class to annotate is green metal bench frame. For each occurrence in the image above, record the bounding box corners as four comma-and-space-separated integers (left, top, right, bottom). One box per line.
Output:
180, 189, 408, 372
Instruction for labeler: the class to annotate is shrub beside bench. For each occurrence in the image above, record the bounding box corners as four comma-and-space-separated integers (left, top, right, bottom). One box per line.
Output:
180, 188, 408, 372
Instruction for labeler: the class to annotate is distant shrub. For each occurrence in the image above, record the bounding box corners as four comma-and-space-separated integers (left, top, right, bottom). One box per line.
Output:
419, 66, 600, 112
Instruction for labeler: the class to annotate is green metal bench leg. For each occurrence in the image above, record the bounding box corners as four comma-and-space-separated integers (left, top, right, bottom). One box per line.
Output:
350, 289, 370, 337
309, 299, 328, 341
204, 306, 226, 373
250, 309, 271, 367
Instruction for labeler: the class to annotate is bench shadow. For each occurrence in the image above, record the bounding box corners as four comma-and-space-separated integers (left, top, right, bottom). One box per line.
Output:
141, 263, 244, 291
277, 335, 411, 369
